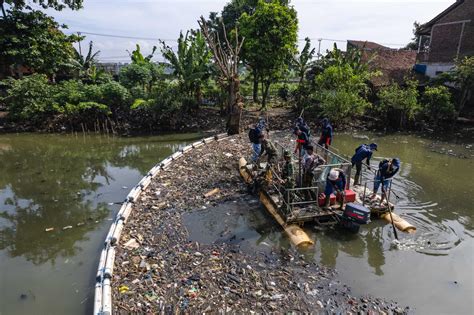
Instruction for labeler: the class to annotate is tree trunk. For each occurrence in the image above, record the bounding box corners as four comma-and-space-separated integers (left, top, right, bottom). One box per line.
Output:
195, 85, 202, 110
261, 80, 271, 110
458, 87, 470, 117
226, 77, 241, 135
252, 69, 259, 103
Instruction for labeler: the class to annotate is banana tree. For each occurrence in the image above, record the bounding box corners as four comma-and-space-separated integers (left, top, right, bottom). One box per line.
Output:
73, 41, 100, 79
161, 31, 211, 107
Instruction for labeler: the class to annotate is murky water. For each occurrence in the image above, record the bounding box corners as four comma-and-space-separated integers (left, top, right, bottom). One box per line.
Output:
0, 132, 201, 315
184, 132, 474, 314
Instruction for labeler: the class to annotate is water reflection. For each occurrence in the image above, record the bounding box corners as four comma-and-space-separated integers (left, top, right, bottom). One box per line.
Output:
0, 132, 200, 315
0, 134, 198, 265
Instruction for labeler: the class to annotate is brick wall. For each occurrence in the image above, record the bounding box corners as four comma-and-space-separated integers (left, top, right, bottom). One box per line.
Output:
428, 0, 474, 62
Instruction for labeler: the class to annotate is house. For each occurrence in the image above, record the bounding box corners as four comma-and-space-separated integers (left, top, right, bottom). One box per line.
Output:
346, 40, 417, 88
415, 0, 473, 77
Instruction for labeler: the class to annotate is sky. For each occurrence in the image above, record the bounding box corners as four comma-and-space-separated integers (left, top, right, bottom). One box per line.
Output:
40, 0, 455, 63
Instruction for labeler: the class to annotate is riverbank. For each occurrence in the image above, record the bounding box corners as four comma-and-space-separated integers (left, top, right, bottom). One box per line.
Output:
111, 134, 408, 314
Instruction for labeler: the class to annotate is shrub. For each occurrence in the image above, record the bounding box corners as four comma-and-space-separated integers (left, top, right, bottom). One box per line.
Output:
1, 74, 56, 122
99, 81, 130, 111
64, 101, 110, 118
320, 89, 370, 122
119, 63, 152, 89
54, 80, 85, 105
314, 64, 371, 123
377, 79, 420, 129
422, 85, 455, 125
130, 82, 182, 128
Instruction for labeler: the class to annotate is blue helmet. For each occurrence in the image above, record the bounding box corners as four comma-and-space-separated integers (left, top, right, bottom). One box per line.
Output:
369, 143, 378, 151
392, 158, 400, 167
296, 117, 304, 124
321, 118, 328, 125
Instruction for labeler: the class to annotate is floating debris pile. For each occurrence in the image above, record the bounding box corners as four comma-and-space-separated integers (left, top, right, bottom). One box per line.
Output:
112, 134, 408, 314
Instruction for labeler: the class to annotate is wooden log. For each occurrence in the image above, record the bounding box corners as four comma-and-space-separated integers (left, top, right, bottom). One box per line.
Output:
204, 188, 220, 198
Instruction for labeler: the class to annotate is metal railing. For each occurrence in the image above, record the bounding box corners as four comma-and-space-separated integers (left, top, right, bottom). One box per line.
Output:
260, 141, 351, 220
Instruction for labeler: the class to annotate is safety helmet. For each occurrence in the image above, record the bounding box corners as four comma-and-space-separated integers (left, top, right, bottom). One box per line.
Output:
369, 143, 378, 151
328, 169, 339, 181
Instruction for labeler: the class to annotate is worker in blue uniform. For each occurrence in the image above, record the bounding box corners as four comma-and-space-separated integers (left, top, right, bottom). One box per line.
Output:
318, 118, 332, 149
324, 168, 346, 209
351, 143, 377, 185
295, 117, 311, 138
371, 158, 400, 203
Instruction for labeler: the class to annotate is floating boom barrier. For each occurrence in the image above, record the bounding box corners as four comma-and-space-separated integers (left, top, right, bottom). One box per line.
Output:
93, 133, 229, 315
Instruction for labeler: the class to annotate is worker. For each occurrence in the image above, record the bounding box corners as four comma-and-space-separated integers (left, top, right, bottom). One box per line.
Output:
302, 145, 326, 200
293, 127, 310, 157
318, 118, 332, 149
259, 137, 278, 165
281, 150, 295, 210
371, 158, 400, 203
351, 143, 378, 185
248, 119, 266, 163
295, 117, 311, 138
324, 168, 346, 209
256, 116, 267, 132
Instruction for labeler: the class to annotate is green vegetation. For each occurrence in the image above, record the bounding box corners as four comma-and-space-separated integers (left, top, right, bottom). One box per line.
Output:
161, 31, 211, 106
239, 0, 298, 108
0, 9, 79, 78
422, 86, 455, 126
377, 79, 420, 129
0, 0, 470, 133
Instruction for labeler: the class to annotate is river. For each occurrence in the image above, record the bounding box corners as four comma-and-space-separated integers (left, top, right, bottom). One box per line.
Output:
0, 132, 201, 315
0, 132, 472, 314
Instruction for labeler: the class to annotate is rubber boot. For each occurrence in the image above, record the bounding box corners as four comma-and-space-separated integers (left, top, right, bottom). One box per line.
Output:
353, 174, 360, 186
323, 196, 331, 210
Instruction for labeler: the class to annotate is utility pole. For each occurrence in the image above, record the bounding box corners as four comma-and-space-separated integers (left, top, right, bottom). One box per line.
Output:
317, 38, 322, 60
77, 32, 83, 57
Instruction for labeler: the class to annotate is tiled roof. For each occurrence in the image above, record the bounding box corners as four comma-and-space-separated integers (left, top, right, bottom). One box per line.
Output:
347, 41, 417, 87
347, 40, 390, 50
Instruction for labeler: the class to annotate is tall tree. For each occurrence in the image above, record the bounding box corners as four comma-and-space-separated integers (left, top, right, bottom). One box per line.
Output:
405, 21, 430, 51
1, 0, 82, 16
209, 0, 289, 103
199, 16, 244, 135
161, 31, 212, 106
0, 9, 79, 78
239, 0, 298, 109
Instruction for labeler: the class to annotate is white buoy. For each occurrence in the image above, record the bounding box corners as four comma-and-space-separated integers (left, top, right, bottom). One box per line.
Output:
96, 248, 107, 281
110, 220, 124, 246
104, 222, 116, 247
93, 281, 103, 315
104, 248, 115, 279
102, 278, 112, 315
